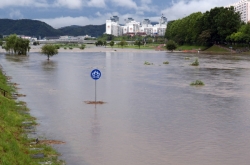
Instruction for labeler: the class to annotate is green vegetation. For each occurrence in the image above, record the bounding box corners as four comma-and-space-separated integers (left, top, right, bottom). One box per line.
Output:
0, 70, 62, 164
177, 45, 208, 51
163, 61, 169, 64
58, 24, 105, 38
54, 44, 60, 49
33, 41, 40, 46
52, 43, 86, 50
144, 61, 153, 65
191, 58, 199, 66
0, 19, 105, 38
95, 40, 103, 46
205, 45, 230, 52
2, 34, 30, 55
98, 34, 165, 44
111, 43, 159, 49
134, 40, 143, 49
190, 80, 205, 86
79, 44, 86, 50
166, 40, 177, 51
226, 22, 250, 44
103, 41, 107, 47
0, 19, 63, 38
41, 44, 58, 60
117, 40, 128, 48
110, 41, 114, 48
165, 7, 242, 46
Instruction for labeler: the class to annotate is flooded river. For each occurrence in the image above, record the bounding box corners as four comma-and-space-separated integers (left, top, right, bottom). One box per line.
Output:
1, 51, 250, 165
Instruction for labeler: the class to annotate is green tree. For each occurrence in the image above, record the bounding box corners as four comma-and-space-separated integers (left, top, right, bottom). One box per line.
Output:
134, 40, 142, 49
95, 40, 103, 46
41, 44, 58, 60
196, 7, 241, 44
198, 30, 211, 45
166, 40, 177, 52
119, 40, 127, 48
4, 34, 30, 55
103, 41, 107, 47
110, 41, 114, 48
13, 38, 30, 55
80, 44, 86, 50
227, 23, 250, 44
165, 7, 241, 45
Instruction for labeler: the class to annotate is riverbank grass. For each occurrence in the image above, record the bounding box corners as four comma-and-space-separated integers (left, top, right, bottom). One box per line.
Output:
205, 45, 230, 52
177, 45, 208, 51
0, 70, 63, 165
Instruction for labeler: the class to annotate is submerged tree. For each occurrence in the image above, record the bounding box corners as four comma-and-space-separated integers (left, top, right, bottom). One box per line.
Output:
41, 44, 58, 60
4, 34, 30, 55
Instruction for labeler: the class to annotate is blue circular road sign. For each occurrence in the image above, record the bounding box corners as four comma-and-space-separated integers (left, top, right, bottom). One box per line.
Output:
91, 69, 101, 80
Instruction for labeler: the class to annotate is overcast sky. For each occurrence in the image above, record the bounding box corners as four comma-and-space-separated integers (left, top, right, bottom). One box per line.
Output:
0, 0, 238, 28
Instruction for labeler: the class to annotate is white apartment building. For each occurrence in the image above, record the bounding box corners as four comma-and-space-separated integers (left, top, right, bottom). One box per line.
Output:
106, 16, 123, 36
228, 0, 250, 23
106, 15, 167, 36
139, 16, 168, 36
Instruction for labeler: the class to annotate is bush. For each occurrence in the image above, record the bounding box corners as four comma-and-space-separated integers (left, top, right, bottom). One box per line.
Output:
144, 61, 153, 65
190, 80, 205, 86
79, 44, 86, 50
54, 45, 60, 49
166, 40, 177, 51
191, 58, 199, 66
163, 61, 169, 64
110, 41, 114, 48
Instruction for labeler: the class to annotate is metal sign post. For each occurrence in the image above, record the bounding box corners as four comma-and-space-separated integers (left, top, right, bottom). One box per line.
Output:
91, 69, 101, 103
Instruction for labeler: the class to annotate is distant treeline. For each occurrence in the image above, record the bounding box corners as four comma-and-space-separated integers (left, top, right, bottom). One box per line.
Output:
97, 34, 166, 44
165, 6, 250, 46
0, 19, 105, 38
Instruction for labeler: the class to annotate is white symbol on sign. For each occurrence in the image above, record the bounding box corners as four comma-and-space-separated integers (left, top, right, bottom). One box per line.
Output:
92, 71, 101, 79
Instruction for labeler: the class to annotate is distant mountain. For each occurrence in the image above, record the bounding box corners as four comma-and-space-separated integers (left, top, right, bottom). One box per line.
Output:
0, 19, 106, 38
58, 24, 106, 37
0, 19, 63, 38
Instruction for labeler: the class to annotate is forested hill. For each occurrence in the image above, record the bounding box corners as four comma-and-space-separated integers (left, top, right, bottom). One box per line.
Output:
0, 19, 105, 38
58, 24, 105, 37
0, 19, 63, 37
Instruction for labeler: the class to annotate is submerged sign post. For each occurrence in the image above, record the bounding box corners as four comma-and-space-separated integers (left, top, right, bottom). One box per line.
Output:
91, 69, 102, 103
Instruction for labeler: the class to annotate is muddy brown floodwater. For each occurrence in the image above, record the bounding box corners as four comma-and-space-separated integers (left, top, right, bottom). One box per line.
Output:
1, 51, 250, 165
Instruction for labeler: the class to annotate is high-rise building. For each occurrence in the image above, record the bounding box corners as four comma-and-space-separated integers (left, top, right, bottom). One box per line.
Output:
106, 16, 123, 36
105, 15, 167, 36
228, 0, 250, 23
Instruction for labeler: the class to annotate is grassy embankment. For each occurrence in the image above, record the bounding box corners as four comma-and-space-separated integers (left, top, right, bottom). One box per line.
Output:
177, 45, 208, 51
177, 45, 237, 54
204, 45, 230, 52
0, 68, 62, 164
